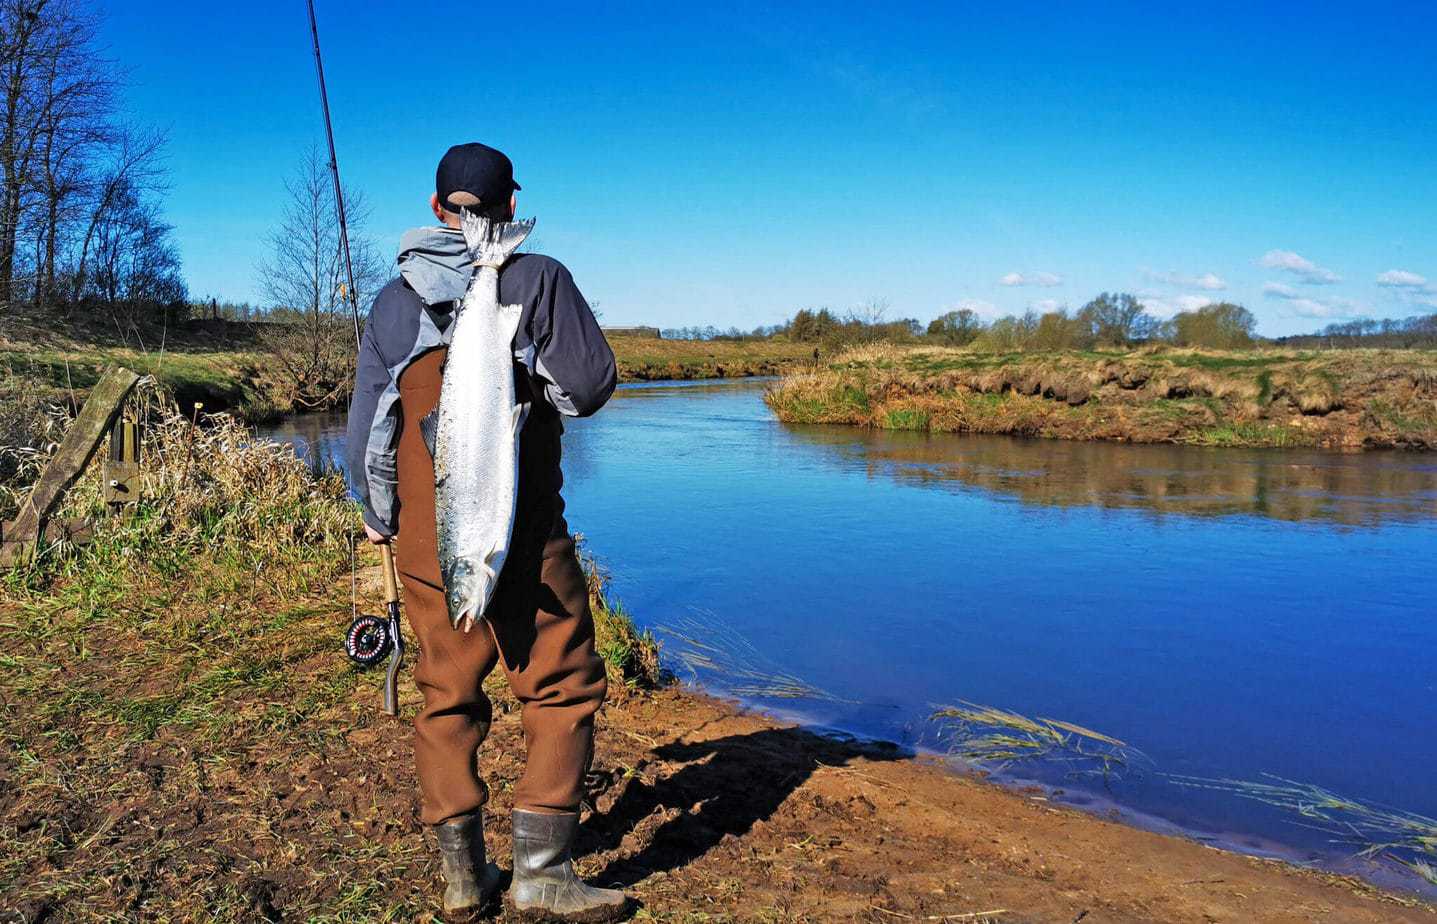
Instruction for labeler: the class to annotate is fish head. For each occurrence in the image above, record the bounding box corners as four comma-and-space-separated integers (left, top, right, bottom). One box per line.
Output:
443, 556, 497, 632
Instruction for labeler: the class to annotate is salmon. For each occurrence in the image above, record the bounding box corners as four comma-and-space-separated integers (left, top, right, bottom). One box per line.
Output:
429, 212, 535, 631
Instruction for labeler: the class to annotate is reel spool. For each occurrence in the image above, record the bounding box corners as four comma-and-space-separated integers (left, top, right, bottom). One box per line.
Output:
342, 535, 406, 715
345, 613, 393, 667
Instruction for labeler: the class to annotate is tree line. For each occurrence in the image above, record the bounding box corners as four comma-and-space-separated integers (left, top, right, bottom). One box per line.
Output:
767, 294, 1258, 351
666, 296, 1437, 352
1274, 313, 1437, 350
0, 0, 184, 336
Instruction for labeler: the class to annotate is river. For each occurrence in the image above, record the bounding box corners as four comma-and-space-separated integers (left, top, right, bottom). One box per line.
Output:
263, 378, 1437, 889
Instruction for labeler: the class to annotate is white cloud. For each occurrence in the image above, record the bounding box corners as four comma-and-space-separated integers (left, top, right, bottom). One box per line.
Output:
1376, 269, 1428, 288
1142, 269, 1227, 291
1258, 249, 1341, 285
1029, 298, 1062, 313
1263, 283, 1365, 319
1136, 291, 1214, 319
948, 298, 999, 317
999, 271, 1063, 287
1286, 298, 1364, 319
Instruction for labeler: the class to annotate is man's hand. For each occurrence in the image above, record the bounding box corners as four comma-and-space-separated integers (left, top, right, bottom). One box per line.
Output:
364, 523, 393, 545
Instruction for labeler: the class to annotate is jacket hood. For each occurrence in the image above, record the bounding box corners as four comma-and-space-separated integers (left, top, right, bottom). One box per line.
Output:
396, 226, 471, 305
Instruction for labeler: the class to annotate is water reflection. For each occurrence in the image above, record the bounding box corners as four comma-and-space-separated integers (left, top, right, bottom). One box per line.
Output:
262, 396, 1437, 529
790, 426, 1437, 527
264, 412, 348, 476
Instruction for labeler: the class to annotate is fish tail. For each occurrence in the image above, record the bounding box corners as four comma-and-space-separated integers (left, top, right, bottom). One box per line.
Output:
460, 211, 536, 269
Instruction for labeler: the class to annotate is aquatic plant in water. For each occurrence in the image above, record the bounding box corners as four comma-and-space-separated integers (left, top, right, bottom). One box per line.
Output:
930, 701, 1142, 782
659, 610, 853, 702
1166, 773, 1437, 884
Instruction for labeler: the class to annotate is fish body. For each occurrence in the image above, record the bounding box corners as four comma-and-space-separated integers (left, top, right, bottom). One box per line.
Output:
431, 212, 536, 631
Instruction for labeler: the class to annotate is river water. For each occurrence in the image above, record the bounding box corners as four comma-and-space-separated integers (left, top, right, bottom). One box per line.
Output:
264, 379, 1437, 888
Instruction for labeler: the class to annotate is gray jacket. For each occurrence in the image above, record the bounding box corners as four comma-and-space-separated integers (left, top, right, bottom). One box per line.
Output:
345, 226, 616, 537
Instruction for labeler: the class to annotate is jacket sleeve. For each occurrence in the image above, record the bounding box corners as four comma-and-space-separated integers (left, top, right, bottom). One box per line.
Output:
530, 261, 617, 417
345, 311, 402, 538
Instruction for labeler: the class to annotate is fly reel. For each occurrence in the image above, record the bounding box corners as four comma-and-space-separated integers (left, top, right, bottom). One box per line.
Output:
345, 613, 393, 667
343, 538, 406, 715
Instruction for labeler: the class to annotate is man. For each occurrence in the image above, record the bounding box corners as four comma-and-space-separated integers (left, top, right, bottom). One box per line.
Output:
346, 142, 626, 921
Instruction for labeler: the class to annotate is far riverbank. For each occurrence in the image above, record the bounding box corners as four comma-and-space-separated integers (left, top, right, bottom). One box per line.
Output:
0, 322, 816, 423
766, 343, 1437, 450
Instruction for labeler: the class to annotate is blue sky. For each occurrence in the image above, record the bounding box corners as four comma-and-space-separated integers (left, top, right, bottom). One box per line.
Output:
100, 1, 1435, 335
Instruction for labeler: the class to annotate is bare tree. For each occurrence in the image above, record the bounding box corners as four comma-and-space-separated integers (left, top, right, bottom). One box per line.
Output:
256, 147, 384, 408
848, 296, 890, 326
0, 0, 105, 306
0, 0, 177, 324
29, 5, 114, 307
81, 173, 183, 341
70, 127, 167, 307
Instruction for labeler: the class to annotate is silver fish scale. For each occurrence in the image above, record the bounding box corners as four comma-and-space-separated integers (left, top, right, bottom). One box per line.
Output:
433, 213, 535, 631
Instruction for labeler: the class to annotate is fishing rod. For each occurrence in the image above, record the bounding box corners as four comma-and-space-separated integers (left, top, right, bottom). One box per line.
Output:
306, 0, 404, 716
306, 0, 362, 348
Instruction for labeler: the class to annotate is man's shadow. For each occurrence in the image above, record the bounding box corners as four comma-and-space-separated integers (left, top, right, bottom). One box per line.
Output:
578, 726, 908, 887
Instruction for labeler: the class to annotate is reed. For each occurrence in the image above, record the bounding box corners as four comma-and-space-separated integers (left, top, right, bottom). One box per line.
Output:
930, 701, 1140, 780
1167, 773, 1437, 884
658, 611, 853, 702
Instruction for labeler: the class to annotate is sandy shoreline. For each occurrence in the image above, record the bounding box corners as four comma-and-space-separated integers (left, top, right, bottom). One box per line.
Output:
560, 684, 1437, 923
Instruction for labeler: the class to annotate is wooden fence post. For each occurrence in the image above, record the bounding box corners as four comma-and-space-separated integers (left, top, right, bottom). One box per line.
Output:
1, 367, 141, 567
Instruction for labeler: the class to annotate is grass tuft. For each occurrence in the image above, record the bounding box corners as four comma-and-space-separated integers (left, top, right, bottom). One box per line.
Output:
1167, 773, 1437, 884
930, 701, 1142, 781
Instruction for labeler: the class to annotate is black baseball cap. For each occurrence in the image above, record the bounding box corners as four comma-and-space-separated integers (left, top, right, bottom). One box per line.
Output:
435, 142, 521, 214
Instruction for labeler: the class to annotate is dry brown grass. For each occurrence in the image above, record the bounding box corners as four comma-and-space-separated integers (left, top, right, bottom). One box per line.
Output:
609, 334, 816, 381
765, 344, 1437, 450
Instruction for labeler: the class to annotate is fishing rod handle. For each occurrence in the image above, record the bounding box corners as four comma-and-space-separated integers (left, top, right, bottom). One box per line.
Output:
380, 542, 400, 604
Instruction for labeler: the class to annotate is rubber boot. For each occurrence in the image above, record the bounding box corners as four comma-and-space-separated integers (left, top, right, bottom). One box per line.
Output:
435, 812, 503, 920
509, 810, 629, 922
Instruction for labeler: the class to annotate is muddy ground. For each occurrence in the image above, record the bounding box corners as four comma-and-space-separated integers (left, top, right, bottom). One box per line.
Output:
4, 555, 1434, 923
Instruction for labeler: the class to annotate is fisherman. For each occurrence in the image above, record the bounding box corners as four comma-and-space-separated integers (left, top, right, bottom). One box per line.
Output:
346, 142, 626, 921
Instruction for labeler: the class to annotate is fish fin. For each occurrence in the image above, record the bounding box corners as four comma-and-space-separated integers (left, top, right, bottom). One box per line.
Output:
460, 211, 536, 269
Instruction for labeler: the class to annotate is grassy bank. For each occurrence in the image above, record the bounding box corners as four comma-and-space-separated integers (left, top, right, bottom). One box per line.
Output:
606, 334, 814, 382
765, 344, 1437, 450
0, 326, 817, 426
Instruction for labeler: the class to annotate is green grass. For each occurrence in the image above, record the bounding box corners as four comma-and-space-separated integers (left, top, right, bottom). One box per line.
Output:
884, 407, 930, 430
1189, 423, 1309, 448
1256, 370, 1274, 404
